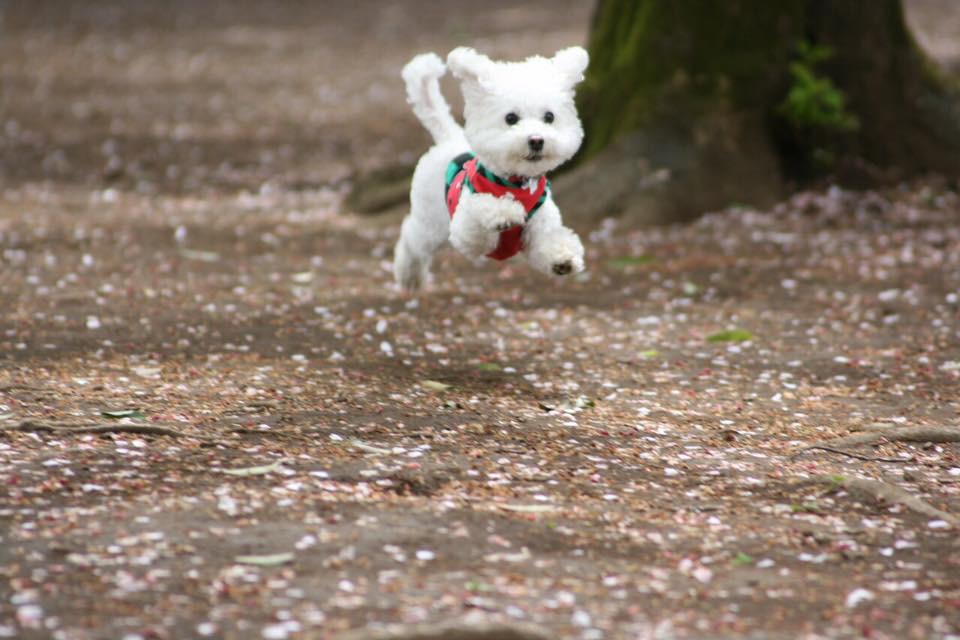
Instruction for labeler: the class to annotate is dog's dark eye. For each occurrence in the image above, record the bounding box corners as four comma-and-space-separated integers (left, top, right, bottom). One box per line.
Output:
505, 112, 519, 126
544, 111, 555, 124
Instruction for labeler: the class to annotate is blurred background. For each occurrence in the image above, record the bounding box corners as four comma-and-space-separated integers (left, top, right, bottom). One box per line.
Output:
3, 5, 960, 639
2, 0, 957, 212
0, 1, 592, 196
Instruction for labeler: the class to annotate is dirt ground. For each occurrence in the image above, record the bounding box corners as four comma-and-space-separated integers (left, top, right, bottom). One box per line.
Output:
2, 2, 960, 639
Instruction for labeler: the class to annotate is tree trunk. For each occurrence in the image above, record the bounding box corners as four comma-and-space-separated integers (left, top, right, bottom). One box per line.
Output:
558, 0, 960, 224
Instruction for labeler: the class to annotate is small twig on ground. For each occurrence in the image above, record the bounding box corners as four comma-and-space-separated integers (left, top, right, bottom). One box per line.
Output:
245, 400, 279, 409
0, 384, 46, 393
337, 622, 550, 640
796, 475, 959, 526
349, 439, 392, 455
227, 427, 306, 442
1, 420, 213, 441
799, 445, 909, 463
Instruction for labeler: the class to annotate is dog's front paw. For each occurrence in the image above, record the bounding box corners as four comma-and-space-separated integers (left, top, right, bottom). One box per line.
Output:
485, 197, 527, 233
552, 260, 573, 275
551, 254, 584, 276
528, 227, 585, 277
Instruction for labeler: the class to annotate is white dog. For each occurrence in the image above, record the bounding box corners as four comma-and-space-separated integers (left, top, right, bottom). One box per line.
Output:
392, 47, 589, 291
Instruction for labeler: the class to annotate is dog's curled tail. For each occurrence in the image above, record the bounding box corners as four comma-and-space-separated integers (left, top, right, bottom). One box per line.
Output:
402, 53, 460, 144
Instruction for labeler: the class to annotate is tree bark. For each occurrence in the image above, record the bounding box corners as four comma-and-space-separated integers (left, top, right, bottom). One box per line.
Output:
558, 0, 960, 225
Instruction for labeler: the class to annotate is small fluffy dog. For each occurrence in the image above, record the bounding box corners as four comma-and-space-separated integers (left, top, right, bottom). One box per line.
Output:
393, 47, 589, 291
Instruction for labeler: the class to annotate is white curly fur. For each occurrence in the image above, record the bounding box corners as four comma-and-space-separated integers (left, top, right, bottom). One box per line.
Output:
393, 47, 589, 291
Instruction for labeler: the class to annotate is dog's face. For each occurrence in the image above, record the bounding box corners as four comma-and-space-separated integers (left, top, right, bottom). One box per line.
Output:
447, 47, 588, 179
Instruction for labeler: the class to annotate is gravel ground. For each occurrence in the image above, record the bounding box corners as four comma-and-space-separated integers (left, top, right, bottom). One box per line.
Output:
1, 2, 960, 640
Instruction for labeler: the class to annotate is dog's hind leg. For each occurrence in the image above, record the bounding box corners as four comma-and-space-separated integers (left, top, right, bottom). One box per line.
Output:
393, 212, 444, 292
393, 138, 465, 292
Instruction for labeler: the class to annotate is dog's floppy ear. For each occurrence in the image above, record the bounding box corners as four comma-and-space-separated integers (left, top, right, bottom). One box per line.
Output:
551, 46, 589, 87
447, 47, 495, 91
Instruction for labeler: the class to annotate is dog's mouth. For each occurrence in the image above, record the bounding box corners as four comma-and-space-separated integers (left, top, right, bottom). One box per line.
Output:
523, 153, 544, 162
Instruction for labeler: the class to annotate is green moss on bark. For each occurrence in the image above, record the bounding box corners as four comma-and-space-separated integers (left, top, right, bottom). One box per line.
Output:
579, 0, 960, 176
580, 0, 806, 156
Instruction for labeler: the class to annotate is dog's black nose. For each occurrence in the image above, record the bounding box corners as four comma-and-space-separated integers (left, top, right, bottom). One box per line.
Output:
528, 136, 544, 152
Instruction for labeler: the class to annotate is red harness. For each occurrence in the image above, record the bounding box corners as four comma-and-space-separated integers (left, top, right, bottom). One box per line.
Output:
446, 156, 548, 261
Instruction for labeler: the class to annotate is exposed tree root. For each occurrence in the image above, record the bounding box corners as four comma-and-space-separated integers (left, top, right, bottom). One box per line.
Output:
794, 426, 960, 457
800, 475, 958, 526
1, 420, 212, 441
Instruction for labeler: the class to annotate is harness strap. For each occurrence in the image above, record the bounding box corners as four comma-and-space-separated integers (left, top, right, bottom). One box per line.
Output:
444, 152, 550, 261
445, 152, 476, 201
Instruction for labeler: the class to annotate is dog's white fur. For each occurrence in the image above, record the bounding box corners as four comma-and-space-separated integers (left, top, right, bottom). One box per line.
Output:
393, 47, 589, 291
